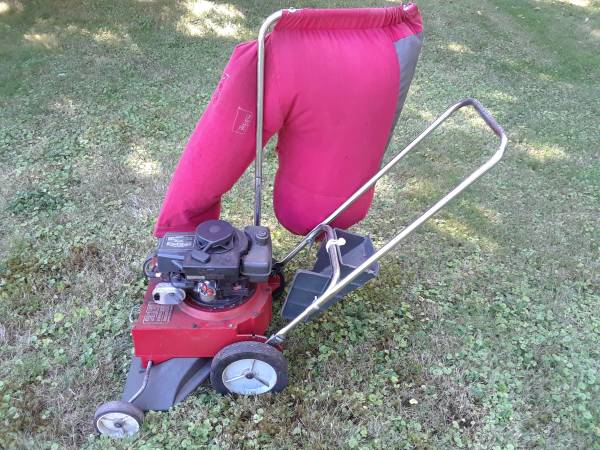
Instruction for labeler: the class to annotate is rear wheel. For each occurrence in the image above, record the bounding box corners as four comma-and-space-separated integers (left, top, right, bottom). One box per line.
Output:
210, 341, 288, 395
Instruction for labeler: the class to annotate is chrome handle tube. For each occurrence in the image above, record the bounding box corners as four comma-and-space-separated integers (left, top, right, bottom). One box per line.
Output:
268, 99, 507, 344
311, 224, 344, 292
254, 10, 284, 226
278, 98, 507, 266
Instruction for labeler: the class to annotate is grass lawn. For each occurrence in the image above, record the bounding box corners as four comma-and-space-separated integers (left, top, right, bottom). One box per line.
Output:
1, 0, 599, 448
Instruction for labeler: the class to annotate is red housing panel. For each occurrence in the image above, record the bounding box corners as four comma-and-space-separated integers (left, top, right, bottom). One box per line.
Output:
131, 279, 276, 365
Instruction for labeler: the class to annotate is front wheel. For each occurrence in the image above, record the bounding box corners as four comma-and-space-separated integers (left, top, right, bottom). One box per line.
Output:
210, 341, 288, 395
94, 400, 144, 438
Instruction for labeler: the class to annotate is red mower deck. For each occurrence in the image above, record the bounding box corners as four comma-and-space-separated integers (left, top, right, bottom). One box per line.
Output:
132, 278, 280, 366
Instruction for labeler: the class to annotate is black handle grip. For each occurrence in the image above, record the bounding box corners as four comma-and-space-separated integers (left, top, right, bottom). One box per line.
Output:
460, 98, 505, 138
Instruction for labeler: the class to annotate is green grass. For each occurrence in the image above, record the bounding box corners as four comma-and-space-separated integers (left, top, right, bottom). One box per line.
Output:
1, 0, 599, 448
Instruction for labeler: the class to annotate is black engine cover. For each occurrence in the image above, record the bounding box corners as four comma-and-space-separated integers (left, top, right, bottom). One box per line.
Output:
155, 220, 272, 284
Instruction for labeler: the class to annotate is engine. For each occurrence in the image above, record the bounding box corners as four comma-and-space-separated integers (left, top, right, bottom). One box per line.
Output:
146, 220, 272, 309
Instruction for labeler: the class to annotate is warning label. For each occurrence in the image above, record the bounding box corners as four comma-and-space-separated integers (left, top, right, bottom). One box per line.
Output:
143, 303, 173, 324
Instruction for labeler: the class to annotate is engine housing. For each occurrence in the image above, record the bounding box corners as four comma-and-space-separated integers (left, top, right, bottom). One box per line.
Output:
153, 220, 272, 309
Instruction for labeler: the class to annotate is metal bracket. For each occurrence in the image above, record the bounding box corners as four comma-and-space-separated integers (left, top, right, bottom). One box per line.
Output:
127, 361, 153, 404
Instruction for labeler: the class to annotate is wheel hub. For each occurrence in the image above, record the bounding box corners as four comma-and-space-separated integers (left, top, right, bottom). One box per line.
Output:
221, 358, 277, 395
96, 412, 140, 438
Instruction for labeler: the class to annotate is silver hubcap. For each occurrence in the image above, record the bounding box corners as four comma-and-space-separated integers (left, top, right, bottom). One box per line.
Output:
222, 358, 277, 395
96, 412, 140, 438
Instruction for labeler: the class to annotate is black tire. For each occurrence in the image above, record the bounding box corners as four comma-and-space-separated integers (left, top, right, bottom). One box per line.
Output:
210, 341, 288, 395
94, 400, 144, 438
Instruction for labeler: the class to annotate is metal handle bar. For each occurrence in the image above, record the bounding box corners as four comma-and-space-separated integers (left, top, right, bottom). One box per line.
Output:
311, 224, 344, 292
278, 98, 507, 266
254, 9, 286, 226
267, 99, 507, 345
128, 361, 153, 403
